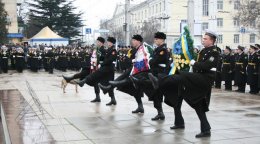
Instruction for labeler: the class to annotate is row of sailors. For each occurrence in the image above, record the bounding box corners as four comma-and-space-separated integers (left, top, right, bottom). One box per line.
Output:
1, 43, 259, 95
0, 46, 137, 74
0, 47, 92, 73
215, 44, 260, 95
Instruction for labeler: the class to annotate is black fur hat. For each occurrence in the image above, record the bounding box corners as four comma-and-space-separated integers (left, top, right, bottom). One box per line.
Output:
107, 37, 116, 44
132, 34, 143, 42
154, 32, 166, 39
97, 37, 105, 43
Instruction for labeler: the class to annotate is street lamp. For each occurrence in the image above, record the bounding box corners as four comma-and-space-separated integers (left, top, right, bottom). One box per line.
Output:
124, 0, 130, 46
187, 0, 194, 37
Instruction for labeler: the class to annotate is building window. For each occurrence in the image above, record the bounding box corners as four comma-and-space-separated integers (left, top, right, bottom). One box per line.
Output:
217, 0, 223, 10
250, 20, 256, 28
159, 2, 161, 12
234, 34, 239, 43
250, 34, 256, 43
217, 18, 223, 27
162, 2, 165, 11
233, 18, 240, 27
203, 0, 209, 16
202, 22, 208, 30
218, 35, 223, 44
234, 0, 240, 10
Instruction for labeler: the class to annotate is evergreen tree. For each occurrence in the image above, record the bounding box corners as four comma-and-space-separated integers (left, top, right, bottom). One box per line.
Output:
27, 0, 83, 40
0, 0, 9, 44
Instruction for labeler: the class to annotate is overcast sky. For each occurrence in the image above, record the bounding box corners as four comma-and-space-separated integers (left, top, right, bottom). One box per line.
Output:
73, 0, 145, 30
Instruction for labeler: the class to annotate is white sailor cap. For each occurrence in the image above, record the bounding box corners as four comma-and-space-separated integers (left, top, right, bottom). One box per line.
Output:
204, 29, 218, 39
1, 45, 7, 49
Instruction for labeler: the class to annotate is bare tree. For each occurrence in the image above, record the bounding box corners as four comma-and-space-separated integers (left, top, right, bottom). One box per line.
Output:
99, 19, 111, 38
234, 0, 260, 35
100, 19, 125, 45
100, 18, 160, 46
129, 25, 139, 40
140, 19, 161, 45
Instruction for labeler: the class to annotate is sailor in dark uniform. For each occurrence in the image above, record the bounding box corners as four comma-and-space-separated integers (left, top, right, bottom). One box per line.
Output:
97, 37, 106, 68
58, 48, 68, 72
130, 32, 170, 121
10, 47, 16, 70
0, 46, 9, 73
247, 45, 259, 94
45, 48, 55, 74
15, 48, 25, 73
214, 47, 222, 89
74, 49, 82, 71
256, 44, 260, 91
28, 48, 40, 72
43, 47, 49, 72
234, 46, 248, 93
76, 37, 117, 106
149, 30, 220, 138
222, 46, 235, 90
99, 35, 147, 113
63, 37, 107, 103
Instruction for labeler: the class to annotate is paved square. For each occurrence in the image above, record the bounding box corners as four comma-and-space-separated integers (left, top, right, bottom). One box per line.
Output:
1, 70, 260, 144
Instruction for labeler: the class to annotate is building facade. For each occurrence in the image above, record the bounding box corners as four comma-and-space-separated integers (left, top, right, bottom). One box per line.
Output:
2, 0, 23, 43
101, 0, 173, 46
102, 0, 259, 49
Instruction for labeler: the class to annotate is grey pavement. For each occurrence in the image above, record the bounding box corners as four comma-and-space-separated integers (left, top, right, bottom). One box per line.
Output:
0, 69, 260, 144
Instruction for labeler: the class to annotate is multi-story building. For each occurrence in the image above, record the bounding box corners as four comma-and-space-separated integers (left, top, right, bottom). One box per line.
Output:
102, 0, 259, 49
2, 0, 23, 43
204, 0, 259, 49
102, 0, 173, 46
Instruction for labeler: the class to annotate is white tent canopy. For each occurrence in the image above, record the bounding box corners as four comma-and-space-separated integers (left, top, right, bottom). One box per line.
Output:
30, 26, 69, 46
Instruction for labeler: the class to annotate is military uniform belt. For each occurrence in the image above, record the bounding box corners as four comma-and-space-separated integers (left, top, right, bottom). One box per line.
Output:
158, 64, 166, 67
248, 63, 256, 65
16, 56, 24, 58
3, 57, 7, 58
235, 62, 243, 65
223, 63, 230, 65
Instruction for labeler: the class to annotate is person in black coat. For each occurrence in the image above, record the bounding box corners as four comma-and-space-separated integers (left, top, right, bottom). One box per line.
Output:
0, 46, 9, 73
14, 48, 25, 73
214, 47, 222, 89
45, 48, 55, 74
222, 46, 235, 90
76, 37, 117, 106
130, 32, 170, 121
234, 46, 248, 93
98, 34, 146, 114
149, 30, 220, 138
28, 48, 40, 72
247, 45, 259, 94
255, 44, 260, 91
63, 37, 108, 103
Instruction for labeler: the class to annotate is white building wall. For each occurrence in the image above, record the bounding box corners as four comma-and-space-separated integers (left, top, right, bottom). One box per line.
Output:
104, 0, 260, 49
2, 0, 18, 33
